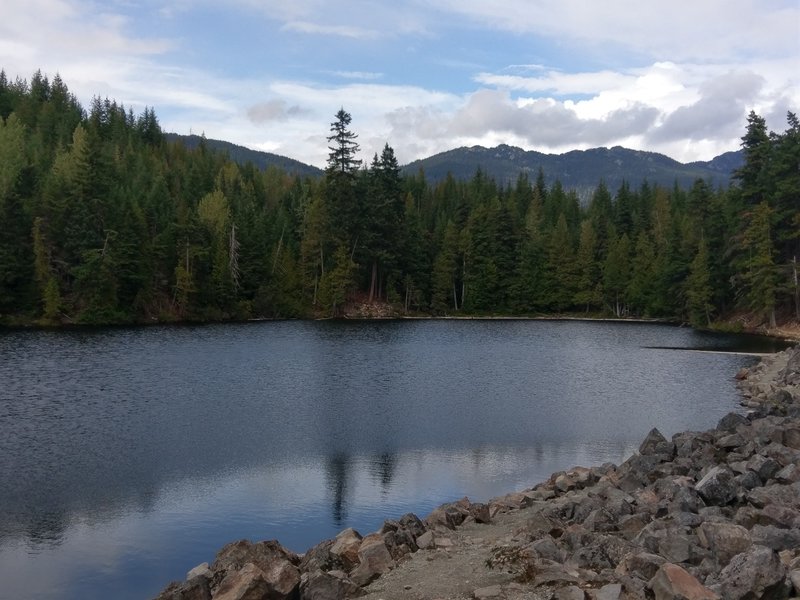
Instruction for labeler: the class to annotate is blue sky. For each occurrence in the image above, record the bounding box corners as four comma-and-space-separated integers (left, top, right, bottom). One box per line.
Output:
2, 0, 798, 167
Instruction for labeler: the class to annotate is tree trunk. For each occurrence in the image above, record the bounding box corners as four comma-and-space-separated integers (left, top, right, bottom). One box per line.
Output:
368, 260, 377, 303
793, 256, 799, 320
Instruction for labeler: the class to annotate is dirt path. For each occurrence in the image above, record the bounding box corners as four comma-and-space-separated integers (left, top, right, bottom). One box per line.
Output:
360, 507, 554, 600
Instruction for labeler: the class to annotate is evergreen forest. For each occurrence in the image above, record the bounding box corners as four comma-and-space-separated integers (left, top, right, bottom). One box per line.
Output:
0, 70, 798, 327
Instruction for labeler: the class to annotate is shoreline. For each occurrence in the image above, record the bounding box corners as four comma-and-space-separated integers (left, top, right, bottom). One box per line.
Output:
4, 313, 800, 345
156, 345, 800, 600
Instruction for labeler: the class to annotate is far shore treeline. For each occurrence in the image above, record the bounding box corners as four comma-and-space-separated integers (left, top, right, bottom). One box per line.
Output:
0, 70, 798, 327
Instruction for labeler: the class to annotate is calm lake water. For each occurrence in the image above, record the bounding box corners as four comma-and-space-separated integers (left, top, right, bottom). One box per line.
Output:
0, 320, 789, 600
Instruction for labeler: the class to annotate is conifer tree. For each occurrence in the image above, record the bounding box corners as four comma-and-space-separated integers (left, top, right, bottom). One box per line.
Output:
686, 237, 713, 327
740, 201, 778, 327
574, 220, 600, 312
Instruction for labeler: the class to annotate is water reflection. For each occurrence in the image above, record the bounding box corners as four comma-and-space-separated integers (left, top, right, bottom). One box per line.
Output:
0, 320, 785, 600
370, 452, 397, 493
325, 453, 352, 525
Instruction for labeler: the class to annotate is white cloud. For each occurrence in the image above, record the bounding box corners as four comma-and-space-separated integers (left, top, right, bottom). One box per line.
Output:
280, 20, 381, 39
1, 0, 797, 168
475, 69, 635, 97
428, 0, 800, 62
330, 71, 384, 81
246, 100, 309, 123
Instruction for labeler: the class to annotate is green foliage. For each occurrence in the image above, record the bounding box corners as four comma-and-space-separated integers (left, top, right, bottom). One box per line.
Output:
685, 238, 714, 327
0, 71, 796, 328
603, 233, 631, 317
739, 201, 778, 327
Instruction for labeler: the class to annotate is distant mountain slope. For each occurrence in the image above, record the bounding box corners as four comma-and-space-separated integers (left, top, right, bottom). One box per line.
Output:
165, 133, 323, 178
402, 144, 743, 193
166, 133, 744, 194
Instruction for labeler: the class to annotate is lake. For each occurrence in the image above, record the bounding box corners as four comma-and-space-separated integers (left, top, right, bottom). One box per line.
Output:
0, 319, 789, 600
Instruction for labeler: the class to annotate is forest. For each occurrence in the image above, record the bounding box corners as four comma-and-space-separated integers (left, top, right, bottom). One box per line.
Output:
0, 70, 798, 327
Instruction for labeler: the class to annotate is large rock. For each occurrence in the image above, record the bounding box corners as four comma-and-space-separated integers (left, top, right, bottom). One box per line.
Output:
750, 524, 800, 552
212, 539, 299, 574
527, 536, 564, 563
260, 556, 301, 598
747, 454, 782, 483
214, 563, 270, 600
615, 551, 666, 581
186, 563, 210, 581
694, 466, 737, 506
329, 528, 362, 571
299, 569, 362, 600
696, 522, 752, 566
717, 412, 748, 432
154, 576, 212, 600
783, 426, 800, 450
715, 545, 788, 600
640, 428, 676, 459
211, 540, 300, 599
553, 587, 585, 600
397, 512, 426, 541
648, 563, 719, 600
299, 539, 343, 573
747, 482, 800, 509
593, 583, 623, 600
469, 502, 491, 524
349, 535, 394, 587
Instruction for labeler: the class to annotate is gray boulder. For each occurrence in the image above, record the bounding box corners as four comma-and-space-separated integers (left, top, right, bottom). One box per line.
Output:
640, 428, 676, 459
715, 545, 788, 600
750, 524, 800, 552
299, 569, 362, 600
717, 412, 748, 432
695, 466, 737, 506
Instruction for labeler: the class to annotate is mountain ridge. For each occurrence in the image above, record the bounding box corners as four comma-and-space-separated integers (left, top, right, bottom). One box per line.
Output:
401, 143, 743, 193
166, 133, 743, 192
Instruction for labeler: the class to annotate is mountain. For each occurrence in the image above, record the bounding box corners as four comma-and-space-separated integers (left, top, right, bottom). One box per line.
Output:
165, 133, 323, 178
402, 144, 744, 195
165, 133, 744, 196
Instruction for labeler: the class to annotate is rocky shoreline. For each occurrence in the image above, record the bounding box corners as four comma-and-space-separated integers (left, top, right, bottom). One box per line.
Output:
155, 346, 800, 600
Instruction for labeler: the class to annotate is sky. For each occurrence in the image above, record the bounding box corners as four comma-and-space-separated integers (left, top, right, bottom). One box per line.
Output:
1, 0, 799, 168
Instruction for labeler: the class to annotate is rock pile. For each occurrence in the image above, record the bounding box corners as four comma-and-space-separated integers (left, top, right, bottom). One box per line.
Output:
155, 345, 800, 600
